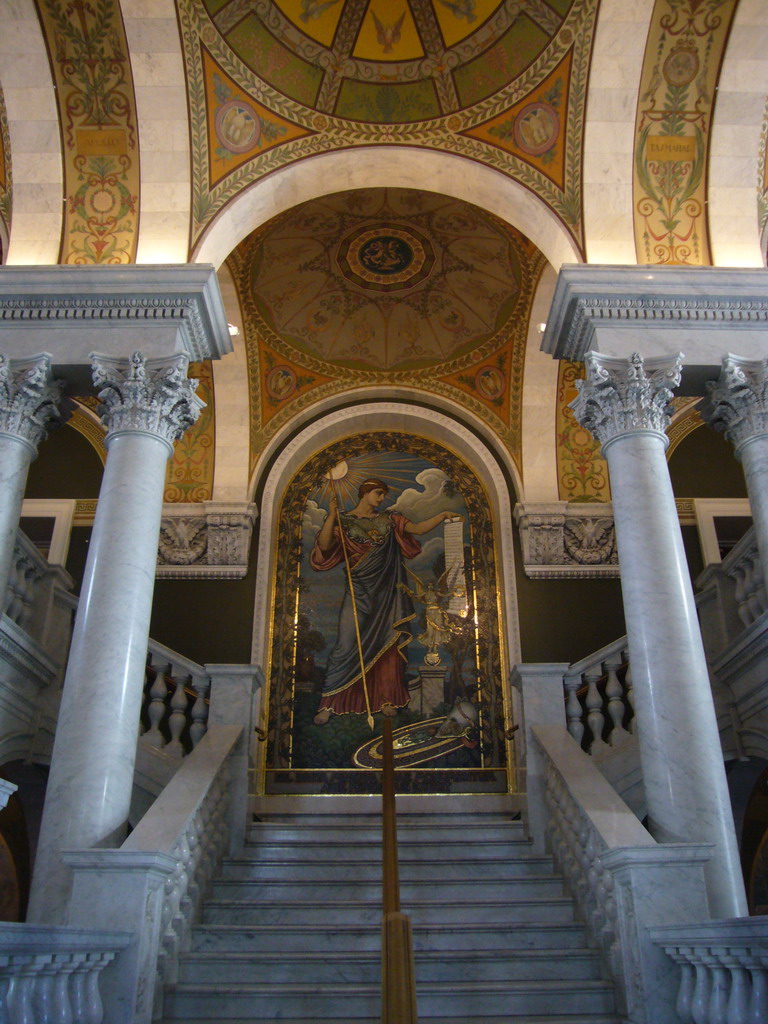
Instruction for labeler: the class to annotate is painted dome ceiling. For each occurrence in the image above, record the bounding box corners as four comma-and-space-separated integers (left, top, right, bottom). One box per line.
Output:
236, 188, 539, 371
229, 188, 547, 471
202, 0, 576, 120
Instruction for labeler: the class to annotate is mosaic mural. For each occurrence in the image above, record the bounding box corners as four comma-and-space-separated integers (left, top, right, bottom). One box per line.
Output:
179, 0, 598, 252
264, 432, 510, 795
0, 83, 10, 256
35, 0, 140, 263
632, 0, 738, 266
227, 188, 546, 477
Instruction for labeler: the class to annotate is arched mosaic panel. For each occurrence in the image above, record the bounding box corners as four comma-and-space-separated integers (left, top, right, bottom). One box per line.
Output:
263, 430, 511, 795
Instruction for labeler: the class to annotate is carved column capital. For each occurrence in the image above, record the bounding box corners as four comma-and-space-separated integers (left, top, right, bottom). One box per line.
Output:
91, 351, 204, 453
701, 354, 768, 456
0, 353, 64, 453
570, 351, 682, 452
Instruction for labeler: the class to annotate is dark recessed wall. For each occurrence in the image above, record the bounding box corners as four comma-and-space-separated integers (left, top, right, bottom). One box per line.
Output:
25, 423, 103, 499
668, 423, 747, 499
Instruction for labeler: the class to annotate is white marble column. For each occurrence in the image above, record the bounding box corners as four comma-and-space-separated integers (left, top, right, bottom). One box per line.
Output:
0, 353, 63, 609
701, 355, 768, 585
28, 351, 203, 925
571, 351, 747, 919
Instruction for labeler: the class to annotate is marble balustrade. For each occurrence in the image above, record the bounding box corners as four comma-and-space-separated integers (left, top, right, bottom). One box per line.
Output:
0, 922, 131, 1024
65, 726, 243, 1024
649, 919, 768, 1024
532, 723, 715, 1024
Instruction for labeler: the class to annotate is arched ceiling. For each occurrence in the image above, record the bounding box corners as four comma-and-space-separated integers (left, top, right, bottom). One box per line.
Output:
228, 186, 547, 473
184, 0, 596, 251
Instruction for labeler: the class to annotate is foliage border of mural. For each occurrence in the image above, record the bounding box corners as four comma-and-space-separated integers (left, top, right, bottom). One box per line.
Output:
263, 429, 512, 796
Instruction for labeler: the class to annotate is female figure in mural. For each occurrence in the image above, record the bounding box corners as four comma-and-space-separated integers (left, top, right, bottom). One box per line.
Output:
311, 478, 454, 725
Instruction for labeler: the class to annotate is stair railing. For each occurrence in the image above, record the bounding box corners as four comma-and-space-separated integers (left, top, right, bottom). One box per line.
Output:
381, 718, 418, 1024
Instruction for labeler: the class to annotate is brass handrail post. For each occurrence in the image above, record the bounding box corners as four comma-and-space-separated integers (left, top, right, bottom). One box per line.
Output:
381, 718, 418, 1023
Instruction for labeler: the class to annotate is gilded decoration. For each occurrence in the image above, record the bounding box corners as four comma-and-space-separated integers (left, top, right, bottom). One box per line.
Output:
35, 0, 140, 263
164, 360, 216, 503
227, 188, 545, 476
556, 360, 610, 502
0, 83, 11, 252
265, 432, 509, 795
632, 0, 738, 266
179, 0, 598, 251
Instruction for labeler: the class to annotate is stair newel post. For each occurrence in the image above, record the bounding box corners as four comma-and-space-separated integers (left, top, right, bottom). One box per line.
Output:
381, 718, 418, 1024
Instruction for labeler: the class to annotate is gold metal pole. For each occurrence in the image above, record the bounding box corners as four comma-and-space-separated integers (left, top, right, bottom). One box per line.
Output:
381, 718, 418, 1023
329, 478, 374, 731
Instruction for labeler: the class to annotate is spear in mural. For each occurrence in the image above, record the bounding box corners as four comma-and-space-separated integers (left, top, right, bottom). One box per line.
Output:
325, 461, 375, 731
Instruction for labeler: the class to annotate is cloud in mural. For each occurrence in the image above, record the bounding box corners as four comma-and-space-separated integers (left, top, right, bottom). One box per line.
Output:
303, 499, 327, 535
390, 468, 464, 521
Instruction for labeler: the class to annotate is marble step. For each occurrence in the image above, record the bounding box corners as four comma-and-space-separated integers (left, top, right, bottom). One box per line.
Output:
210, 874, 565, 902
202, 894, 576, 926
247, 819, 525, 844
220, 852, 556, 881
238, 836, 533, 861
191, 920, 591, 953
162, 978, 616, 1019
177, 947, 603, 985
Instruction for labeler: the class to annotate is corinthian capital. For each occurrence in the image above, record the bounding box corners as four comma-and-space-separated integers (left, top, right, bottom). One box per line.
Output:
701, 354, 768, 455
91, 351, 205, 450
0, 353, 64, 451
569, 351, 682, 451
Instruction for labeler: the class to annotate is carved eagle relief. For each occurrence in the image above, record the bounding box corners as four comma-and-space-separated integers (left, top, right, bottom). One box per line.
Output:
562, 517, 615, 565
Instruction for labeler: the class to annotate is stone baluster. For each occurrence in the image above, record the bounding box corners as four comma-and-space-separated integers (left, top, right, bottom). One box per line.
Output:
748, 963, 768, 1024
584, 670, 606, 752
28, 351, 204, 925
145, 661, 170, 749
604, 656, 628, 742
166, 676, 190, 758
0, 354, 63, 614
563, 676, 585, 746
702, 355, 768, 598
570, 351, 746, 918
189, 675, 210, 749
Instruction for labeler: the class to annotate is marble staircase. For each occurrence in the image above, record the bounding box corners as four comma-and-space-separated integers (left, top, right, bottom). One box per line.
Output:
160, 810, 621, 1024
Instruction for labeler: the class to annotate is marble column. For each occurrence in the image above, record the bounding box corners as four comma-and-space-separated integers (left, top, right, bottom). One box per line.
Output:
701, 355, 768, 585
28, 351, 203, 925
0, 353, 63, 610
571, 351, 747, 919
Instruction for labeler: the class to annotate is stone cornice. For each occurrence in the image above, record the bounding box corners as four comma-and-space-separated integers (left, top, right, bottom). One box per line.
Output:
543, 266, 768, 368
0, 265, 232, 365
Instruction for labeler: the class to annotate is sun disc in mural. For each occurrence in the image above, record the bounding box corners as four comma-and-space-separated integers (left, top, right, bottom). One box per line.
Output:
265, 433, 509, 794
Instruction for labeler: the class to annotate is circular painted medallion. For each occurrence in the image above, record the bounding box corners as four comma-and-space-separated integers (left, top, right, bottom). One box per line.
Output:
513, 101, 560, 156
663, 46, 699, 88
337, 224, 435, 291
215, 100, 261, 154
266, 365, 297, 401
474, 365, 506, 400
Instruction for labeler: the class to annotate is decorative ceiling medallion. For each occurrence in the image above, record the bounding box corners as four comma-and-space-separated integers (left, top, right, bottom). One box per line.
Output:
514, 101, 560, 156
337, 224, 435, 291
215, 99, 261, 153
